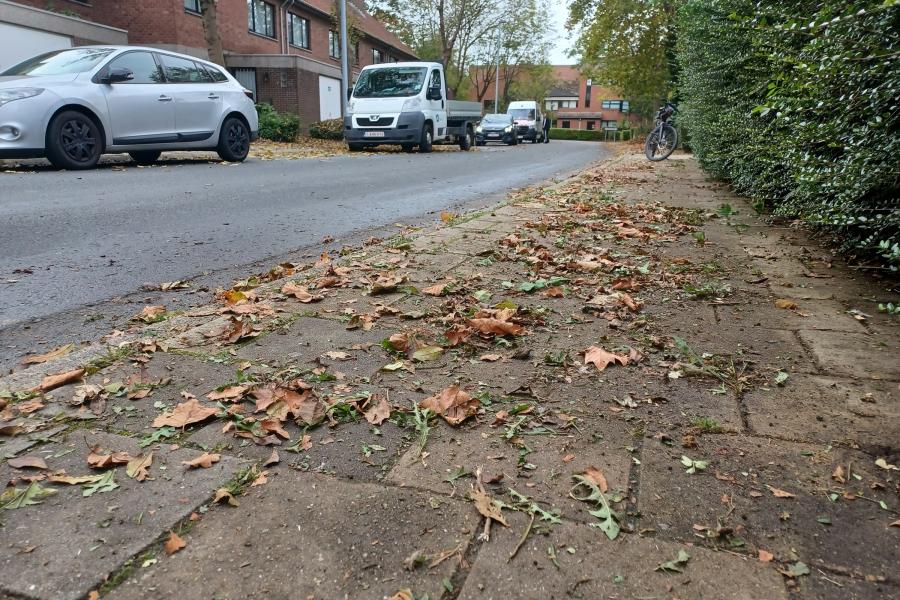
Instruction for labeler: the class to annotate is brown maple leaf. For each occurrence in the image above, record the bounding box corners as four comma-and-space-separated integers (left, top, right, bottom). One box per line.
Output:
583, 346, 629, 371
364, 395, 391, 425
181, 452, 221, 469
419, 386, 478, 426
152, 398, 218, 428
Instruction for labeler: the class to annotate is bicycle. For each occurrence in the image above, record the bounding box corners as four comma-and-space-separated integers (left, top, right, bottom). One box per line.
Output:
644, 102, 678, 161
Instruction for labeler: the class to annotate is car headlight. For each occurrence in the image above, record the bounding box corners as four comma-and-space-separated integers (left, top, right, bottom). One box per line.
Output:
0, 88, 44, 107
476, 125, 483, 133
402, 97, 422, 111
504, 125, 512, 132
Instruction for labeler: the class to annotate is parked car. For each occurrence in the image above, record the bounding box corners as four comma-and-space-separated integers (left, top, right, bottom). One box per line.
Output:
507, 100, 544, 143
475, 113, 517, 146
0, 46, 259, 169
345, 61, 481, 152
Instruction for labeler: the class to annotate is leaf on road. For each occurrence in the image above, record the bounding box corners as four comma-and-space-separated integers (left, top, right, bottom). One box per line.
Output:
468, 318, 524, 337
419, 386, 478, 426
152, 398, 218, 428
388, 590, 414, 600
21, 344, 75, 365
1, 481, 56, 509
364, 395, 391, 425
480, 353, 502, 362
126, 453, 153, 482
206, 385, 249, 401
7, 456, 48, 470
0, 424, 24, 437
47, 472, 103, 485
875, 458, 899, 471
164, 531, 186, 555
82, 470, 119, 497
281, 282, 322, 303
217, 316, 261, 344
213, 488, 239, 507
583, 467, 608, 493
779, 561, 810, 578
758, 549, 774, 563
132, 305, 166, 323
766, 485, 796, 498
411, 346, 444, 362
182, 452, 220, 469
88, 449, 133, 469
584, 346, 629, 372
38, 368, 85, 392
264, 450, 280, 467
251, 470, 269, 487
775, 299, 798, 310
423, 281, 453, 296
324, 351, 350, 360
15, 398, 45, 414
470, 489, 508, 526
656, 549, 691, 573
618, 292, 642, 312
369, 273, 407, 295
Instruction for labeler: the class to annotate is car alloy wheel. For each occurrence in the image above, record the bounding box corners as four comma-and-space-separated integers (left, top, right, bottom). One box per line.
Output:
227, 121, 249, 157
60, 118, 98, 164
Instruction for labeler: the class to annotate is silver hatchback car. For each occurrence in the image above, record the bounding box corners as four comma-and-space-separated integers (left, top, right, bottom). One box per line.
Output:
0, 46, 259, 169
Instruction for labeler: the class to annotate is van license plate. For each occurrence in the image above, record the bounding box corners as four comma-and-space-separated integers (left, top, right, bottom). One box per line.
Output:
364, 131, 385, 138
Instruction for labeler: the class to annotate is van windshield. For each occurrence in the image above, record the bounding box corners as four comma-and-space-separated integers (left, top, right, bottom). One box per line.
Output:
353, 67, 428, 98
508, 108, 536, 120
2, 48, 115, 76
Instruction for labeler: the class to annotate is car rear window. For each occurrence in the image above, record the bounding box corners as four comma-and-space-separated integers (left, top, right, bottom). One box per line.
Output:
202, 64, 229, 83
160, 54, 212, 83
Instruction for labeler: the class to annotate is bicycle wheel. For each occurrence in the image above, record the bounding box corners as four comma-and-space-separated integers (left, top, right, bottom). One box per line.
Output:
645, 124, 678, 161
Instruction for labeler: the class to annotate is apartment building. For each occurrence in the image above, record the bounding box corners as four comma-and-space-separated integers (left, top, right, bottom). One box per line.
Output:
0, 0, 417, 126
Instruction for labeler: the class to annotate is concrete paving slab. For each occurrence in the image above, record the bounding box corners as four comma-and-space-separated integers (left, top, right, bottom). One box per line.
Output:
108, 472, 477, 600
798, 330, 900, 380
458, 514, 788, 600
0, 431, 242, 600
714, 298, 866, 333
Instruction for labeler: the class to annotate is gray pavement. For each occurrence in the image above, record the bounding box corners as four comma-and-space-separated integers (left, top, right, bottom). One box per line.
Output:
0, 141, 605, 370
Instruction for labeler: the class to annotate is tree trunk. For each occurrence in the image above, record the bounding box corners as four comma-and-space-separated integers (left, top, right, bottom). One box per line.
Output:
199, 0, 225, 65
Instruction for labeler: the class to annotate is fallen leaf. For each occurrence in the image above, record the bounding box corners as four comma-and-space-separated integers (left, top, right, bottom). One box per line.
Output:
164, 531, 186, 555
14, 398, 44, 414
213, 488, 239, 506
831, 465, 845, 484
251, 470, 268, 487
656, 549, 691, 573
758, 549, 774, 563
583, 467, 608, 493
88, 591, 100, 600
766, 485, 796, 498
324, 351, 350, 360
480, 353, 502, 362
583, 346, 629, 371
125, 453, 153, 482
889, 520, 900, 528
468, 318, 524, 336
281, 282, 322, 303
618, 292, 642, 312
133, 305, 166, 323
419, 386, 478, 426
411, 346, 443, 362
298, 434, 313, 451
37, 368, 85, 392
875, 458, 899, 471
206, 385, 249, 401
388, 591, 414, 600
87, 450, 132, 469
264, 449, 280, 466
47, 473, 103, 485
21, 344, 75, 365
364, 395, 391, 425
181, 452, 220, 469
152, 398, 218, 428
7, 456, 48, 470
775, 299, 798, 310
470, 489, 508, 526
1, 481, 56, 508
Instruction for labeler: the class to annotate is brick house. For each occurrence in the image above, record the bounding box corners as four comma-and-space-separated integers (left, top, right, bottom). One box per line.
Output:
467, 64, 631, 132
0, 0, 417, 126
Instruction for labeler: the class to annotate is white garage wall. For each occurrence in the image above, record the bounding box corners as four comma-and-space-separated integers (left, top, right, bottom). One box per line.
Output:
0, 22, 72, 72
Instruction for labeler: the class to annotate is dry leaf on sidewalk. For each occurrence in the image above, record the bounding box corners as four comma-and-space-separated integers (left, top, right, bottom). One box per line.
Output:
470, 489, 508, 527
364, 394, 391, 425
126, 453, 153, 481
21, 344, 74, 365
181, 452, 220, 469
419, 386, 478, 426
583, 346, 629, 371
152, 398, 218, 428
164, 531, 186, 555
37, 368, 85, 392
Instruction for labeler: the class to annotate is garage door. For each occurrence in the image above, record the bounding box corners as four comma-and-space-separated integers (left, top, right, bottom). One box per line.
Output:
232, 68, 257, 101
0, 23, 72, 72
318, 76, 342, 121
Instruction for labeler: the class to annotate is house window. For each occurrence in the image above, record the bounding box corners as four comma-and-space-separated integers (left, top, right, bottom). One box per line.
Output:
248, 0, 276, 38
586, 121, 595, 130
372, 49, 384, 64
622, 101, 630, 113
585, 78, 591, 108
602, 120, 618, 129
602, 100, 627, 111
184, 0, 201, 13
287, 13, 309, 49
561, 120, 571, 129
329, 30, 341, 59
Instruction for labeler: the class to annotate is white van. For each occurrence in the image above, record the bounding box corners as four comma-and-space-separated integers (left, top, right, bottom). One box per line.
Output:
506, 100, 544, 143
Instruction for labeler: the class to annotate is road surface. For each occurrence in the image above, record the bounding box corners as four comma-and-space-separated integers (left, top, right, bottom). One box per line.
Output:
0, 141, 607, 368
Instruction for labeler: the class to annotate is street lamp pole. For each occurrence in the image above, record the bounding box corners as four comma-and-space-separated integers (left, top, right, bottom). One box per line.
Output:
493, 48, 500, 114
339, 0, 350, 116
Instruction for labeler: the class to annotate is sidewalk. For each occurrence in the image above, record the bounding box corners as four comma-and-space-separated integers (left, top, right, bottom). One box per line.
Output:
1, 149, 897, 600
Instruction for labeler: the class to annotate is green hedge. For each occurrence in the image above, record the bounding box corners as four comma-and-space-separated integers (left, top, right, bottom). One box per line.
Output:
256, 103, 300, 142
309, 118, 344, 140
549, 129, 603, 141
676, 0, 899, 268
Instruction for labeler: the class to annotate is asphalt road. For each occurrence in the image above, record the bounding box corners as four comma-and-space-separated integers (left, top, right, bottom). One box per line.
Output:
0, 141, 605, 367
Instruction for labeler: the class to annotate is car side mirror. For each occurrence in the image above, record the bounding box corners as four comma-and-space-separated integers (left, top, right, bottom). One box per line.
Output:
103, 67, 134, 84
426, 86, 442, 101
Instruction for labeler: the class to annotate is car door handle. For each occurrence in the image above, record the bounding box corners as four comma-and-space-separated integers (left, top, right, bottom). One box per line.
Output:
208, 94, 220, 100
158, 95, 173, 102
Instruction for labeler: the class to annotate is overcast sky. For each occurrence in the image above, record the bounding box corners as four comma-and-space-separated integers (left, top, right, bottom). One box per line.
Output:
548, 0, 575, 65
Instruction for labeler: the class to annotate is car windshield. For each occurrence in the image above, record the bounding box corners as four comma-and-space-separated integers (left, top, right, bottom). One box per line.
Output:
509, 108, 536, 120
483, 114, 512, 125
353, 67, 427, 98
2, 48, 115, 76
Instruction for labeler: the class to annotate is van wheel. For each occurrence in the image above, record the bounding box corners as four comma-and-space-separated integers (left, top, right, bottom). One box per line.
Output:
129, 151, 161, 165
419, 125, 433, 153
458, 127, 473, 151
46, 110, 103, 170
217, 116, 250, 162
